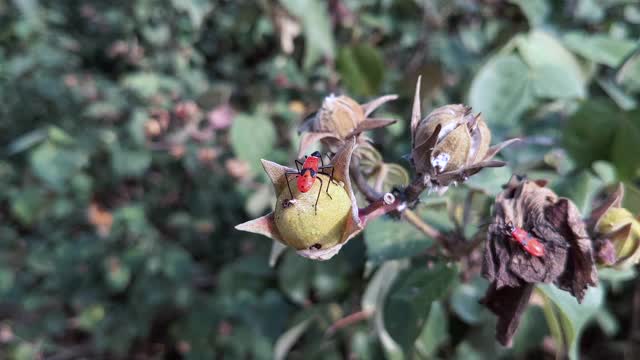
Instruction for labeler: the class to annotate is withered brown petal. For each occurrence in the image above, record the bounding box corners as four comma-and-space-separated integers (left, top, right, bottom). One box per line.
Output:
545, 199, 598, 302
594, 238, 617, 266
410, 76, 423, 147
480, 282, 534, 346
434, 160, 506, 186
297, 131, 336, 158
483, 138, 521, 162
361, 94, 398, 117
588, 183, 624, 230
412, 123, 441, 175
483, 224, 524, 289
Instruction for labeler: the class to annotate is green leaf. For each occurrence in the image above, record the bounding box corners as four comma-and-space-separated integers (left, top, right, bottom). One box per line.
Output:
171, 0, 213, 29
468, 54, 534, 126
509, 0, 549, 26
564, 32, 637, 67
384, 263, 458, 353
280, 0, 335, 69
415, 301, 448, 357
617, 53, 640, 93
622, 182, 640, 214
121, 72, 181, 98
465, 165, 513, 196
336, 44, 385, 97
563, 100, 617, 168
516, 31, 586, 99
554, 170, 603, 214
274, 318, 313, 360
611, 112, 640, 180
537, 284, 604, 360
111, 148, 151, 177
364, 217, 434, 264
30, 141, 88, 190
531, 64, 585, 99
450, 278, 488, 325
230, 113, 276, 175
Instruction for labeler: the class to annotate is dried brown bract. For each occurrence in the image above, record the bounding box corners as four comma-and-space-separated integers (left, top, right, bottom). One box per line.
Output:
409, 77, 518, 193
297, 94, 397, 157
481, 176, 597, 345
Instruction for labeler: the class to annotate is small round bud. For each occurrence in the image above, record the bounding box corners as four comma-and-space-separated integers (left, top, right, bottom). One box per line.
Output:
274, 174, 352, 250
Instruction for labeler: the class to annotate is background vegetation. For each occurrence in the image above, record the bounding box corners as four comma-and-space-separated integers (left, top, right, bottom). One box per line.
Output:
1, 0, 640, 358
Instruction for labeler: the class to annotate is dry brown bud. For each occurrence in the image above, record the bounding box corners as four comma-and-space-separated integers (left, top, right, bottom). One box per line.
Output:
481, 176, 597, 345
409, 77, 518, 192
297, 94, 397, 157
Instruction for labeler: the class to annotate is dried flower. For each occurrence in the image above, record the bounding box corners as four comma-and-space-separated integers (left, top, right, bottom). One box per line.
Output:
589, 184, 640, 269
225, 158, 251, 180
481, 176, 597, 346
144, 119, 163, 138
207, 103, 235, 130
87, 202, 113, 238
235, 139, 362, 260
297, 94, 397, 157
409, 77, 518, 192
174, 101, 201, 122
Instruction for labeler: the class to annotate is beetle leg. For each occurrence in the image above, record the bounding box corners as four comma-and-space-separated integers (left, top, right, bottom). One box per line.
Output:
319, 165, 334, 199
295, 160, 304, 172
314, 176, 324, 214
285, 171, 299, 200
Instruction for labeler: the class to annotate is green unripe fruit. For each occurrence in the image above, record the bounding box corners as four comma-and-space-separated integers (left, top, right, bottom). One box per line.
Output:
597, 207, 640, 262
274, 174, 352, 250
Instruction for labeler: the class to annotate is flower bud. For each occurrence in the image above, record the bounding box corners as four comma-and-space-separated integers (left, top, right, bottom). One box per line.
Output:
409, 77, 516, 190
297, 94, 397, 157
593, 189, 640, 269
274, 174, 352, 250
236, 139, 363, 260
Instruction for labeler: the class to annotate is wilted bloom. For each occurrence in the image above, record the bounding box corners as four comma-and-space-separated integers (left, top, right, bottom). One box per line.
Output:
481, 176, 597, 346
174, 101, 201, 122
589, 184, 640, 269
409, 77, 518, 192
297, 94, 397, 157
235, 139, 363, 260
207, 103, 235, 130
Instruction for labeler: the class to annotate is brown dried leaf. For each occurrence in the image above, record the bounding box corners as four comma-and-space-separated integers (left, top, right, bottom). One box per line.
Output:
480, 282, 534, 346
361, 94, 398, 117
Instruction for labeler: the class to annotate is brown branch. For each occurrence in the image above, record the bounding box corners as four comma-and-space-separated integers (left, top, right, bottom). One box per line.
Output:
325, 309, 373, 336
402, 208, 448, 250
350, 156, 382, 202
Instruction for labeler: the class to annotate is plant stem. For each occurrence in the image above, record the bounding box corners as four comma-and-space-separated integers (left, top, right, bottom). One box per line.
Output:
402, 208, 448, 249
350, 156, 382, 202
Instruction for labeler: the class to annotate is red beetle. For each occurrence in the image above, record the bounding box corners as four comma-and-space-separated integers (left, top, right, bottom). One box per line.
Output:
285, 151, 334, 214
504, 222, 545, 257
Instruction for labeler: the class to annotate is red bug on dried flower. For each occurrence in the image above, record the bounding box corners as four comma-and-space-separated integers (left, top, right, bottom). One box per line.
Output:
504, 221, 545, 257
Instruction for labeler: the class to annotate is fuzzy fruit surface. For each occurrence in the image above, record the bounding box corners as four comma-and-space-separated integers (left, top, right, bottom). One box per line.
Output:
274, 174, 352, 250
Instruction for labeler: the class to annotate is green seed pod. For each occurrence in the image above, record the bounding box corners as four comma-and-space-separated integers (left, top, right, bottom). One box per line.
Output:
274, 174, 351, 250
236, 138, 363, 261
409, 77, 516, 190
596, 207, 640, 268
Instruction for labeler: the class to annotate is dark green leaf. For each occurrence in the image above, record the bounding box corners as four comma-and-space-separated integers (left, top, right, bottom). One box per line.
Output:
230, 113, 276, 175
537, 285, 604, 360
384, 263, 458, 353
364, 217, 433, 264
336, 44, 385, 97
564, 32, 637, 67
468, 54, 534, 126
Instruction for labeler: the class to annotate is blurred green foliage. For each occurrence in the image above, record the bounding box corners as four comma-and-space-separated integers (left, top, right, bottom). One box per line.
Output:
1, 0, 639, 359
